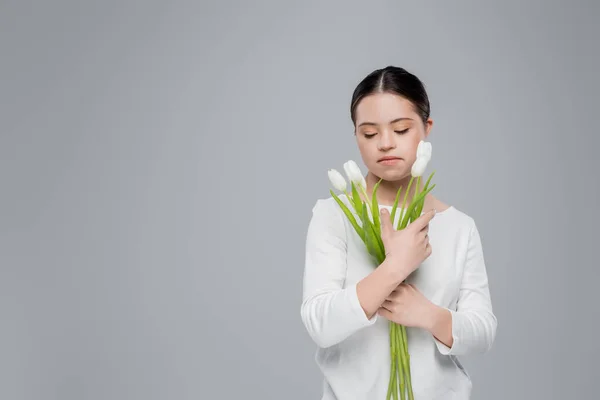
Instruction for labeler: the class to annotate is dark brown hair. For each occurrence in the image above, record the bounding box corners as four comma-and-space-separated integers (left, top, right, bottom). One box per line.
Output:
350, 66, 431, 126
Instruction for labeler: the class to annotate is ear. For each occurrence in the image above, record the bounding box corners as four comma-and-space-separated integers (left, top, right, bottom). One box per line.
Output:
424, 118, 434, 138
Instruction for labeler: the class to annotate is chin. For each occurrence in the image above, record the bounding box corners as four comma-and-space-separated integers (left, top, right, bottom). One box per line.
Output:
376, 168, 406, 181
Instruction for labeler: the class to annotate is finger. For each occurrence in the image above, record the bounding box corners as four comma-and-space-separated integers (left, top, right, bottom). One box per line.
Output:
391, 282, 407, 293
409, 208, 437, 232
381, 300, 394, 312
380, 208, 393, 237
377, 307, 391, 319
390, 284, 407, 298
417, 230, 429, 245
425, 242, 432, 256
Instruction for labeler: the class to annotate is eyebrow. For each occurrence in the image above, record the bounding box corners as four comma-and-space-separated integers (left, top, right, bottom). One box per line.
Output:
357, 117, 413, 128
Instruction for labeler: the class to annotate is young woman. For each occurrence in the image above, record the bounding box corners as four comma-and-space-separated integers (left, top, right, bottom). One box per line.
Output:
301, 66, 497, 399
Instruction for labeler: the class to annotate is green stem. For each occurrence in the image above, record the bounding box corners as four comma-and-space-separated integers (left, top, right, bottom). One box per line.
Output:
392, 323, 399, 400
397, 177, 414, 230
360, 185, 372, 209
386, 322, 395, 400
396, 323, 405, 400
412, 176, 420, 201
400, 325, 414, 400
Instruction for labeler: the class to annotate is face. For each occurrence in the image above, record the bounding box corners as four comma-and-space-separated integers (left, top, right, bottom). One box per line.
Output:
354, 92, 433, 181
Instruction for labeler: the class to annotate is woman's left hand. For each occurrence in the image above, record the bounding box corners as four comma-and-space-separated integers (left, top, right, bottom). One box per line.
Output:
377, 282, 437, 329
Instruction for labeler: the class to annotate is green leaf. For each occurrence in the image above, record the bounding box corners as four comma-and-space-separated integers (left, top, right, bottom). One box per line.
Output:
362, 204, 385, 263
412, 176, 421, 202
408, 171, 436, 220
371, 178, 382, 234
362, 210, 377, 259
390, 185, 403, 227
415, 170, 436, 217
399, 184, 436, 229
397, 177, 414, 230
422, 170, 435, 192
410, 177, 421, 222
351, 182, 363, 219
330, 190, 365, 241
342, 190, 358, 214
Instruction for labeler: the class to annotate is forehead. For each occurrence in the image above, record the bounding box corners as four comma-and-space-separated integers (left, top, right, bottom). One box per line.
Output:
355, 92, 416, 124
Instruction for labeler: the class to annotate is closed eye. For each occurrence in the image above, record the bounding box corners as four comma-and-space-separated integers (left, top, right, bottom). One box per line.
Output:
364, 128, 408, 139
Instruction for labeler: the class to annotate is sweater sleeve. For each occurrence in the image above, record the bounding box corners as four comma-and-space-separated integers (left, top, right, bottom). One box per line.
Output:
434, 219, 498, 356
300, 199, 378, 349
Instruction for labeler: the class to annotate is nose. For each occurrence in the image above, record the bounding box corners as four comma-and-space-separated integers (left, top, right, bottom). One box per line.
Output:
377, 130, 396, 151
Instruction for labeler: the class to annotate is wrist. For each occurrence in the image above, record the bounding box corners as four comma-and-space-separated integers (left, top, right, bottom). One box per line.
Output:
381, 255, 410, 284
423, 303, 445, 332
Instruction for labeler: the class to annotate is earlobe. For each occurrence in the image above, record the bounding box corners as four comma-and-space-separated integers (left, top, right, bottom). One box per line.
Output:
425, 118, 434, 137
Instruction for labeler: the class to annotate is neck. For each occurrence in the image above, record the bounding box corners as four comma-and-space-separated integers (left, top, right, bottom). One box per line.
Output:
364, 171, 427, 207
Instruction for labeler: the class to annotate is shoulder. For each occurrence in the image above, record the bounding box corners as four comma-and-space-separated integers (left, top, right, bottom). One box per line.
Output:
311, 194, 352, 216
430, 196, 451, 214
307, 195, 350, 241
430, 196, 478, 233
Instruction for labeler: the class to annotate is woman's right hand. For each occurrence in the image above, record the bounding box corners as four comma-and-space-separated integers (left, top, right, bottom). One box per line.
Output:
379, 207, 436, 277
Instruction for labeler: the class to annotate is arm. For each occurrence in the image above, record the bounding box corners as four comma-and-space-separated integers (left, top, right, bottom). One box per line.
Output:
300, 199, 409, 349
356, 257, 407, 320
428, 220, 498, 356
425, 306, 454, 348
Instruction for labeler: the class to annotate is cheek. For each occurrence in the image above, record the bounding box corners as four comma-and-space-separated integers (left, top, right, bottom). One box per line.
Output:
403, 133, 422, 160
357, 141, 375, 161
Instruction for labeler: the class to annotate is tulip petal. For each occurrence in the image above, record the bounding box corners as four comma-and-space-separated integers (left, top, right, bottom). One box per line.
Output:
328, 169, 347, 192
343, 161, 354, 182
416, 140, 432, 160
360, 176, 367, 192
411, 157, 428, 177
416, 140, 424, 158
343, 160, 365, 188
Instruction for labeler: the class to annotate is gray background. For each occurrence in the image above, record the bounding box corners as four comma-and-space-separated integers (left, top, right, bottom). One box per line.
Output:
1, 1, 598, 399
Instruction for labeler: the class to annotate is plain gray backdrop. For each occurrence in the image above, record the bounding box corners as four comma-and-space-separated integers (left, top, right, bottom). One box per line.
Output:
2, 1, 599, 399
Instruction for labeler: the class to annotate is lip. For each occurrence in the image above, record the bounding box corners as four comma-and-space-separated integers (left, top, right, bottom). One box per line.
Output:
378, 156, 402, 162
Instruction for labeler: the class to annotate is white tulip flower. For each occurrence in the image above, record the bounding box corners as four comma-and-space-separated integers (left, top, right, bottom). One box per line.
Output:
343, 159, 370, 206
411, 140, 433, 177
343, 160, 366, 190
328, 169, 347, 192
416, 140, 432, 161
411, 157, 429, 177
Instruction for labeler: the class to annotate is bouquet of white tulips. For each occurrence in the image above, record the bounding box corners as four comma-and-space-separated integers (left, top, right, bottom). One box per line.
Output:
327, 140, 435, 400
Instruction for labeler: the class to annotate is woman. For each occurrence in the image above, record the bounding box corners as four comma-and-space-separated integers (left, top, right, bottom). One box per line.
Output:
300, 66, 497, 399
